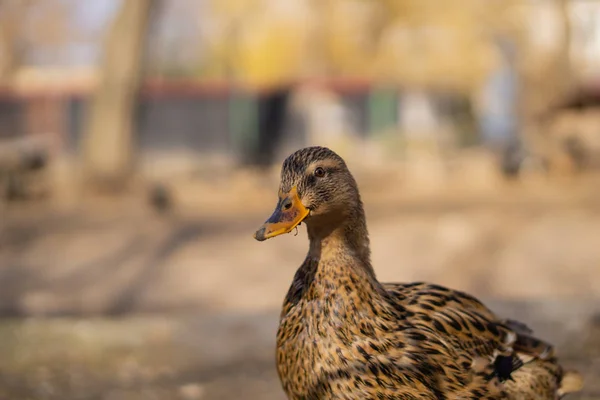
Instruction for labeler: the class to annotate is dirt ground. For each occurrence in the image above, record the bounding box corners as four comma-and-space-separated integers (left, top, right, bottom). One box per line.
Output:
0, 167, 599, 399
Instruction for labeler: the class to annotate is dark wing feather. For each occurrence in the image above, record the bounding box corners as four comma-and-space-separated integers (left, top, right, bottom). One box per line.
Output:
384, 282, 555, 380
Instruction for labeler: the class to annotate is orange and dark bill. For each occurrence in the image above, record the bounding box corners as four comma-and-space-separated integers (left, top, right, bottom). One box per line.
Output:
254, 187, 309, 241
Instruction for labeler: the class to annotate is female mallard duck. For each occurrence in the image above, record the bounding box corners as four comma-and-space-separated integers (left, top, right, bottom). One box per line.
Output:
254, 146, 582, 399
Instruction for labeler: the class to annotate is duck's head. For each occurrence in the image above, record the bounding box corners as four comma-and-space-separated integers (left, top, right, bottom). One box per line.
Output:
254, 146, 361, 241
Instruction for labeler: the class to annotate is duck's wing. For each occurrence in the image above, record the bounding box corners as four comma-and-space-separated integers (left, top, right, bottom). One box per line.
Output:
385, 282, 582, 398
384, 283, 556, 379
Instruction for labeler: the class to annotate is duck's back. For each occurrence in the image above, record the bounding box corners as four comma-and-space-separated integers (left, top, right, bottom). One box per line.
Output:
385, 282, 582, 399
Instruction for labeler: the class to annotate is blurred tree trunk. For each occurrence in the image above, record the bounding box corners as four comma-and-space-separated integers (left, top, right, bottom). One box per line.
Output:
81, 0, 156, 190
518, 0, 574, 175
533, 0, 572, 114
0, 1, 28, 84
542, 0, 573, 110
0, 20, 16, 83
547, 0, 574, 174
556, 0, 572, 96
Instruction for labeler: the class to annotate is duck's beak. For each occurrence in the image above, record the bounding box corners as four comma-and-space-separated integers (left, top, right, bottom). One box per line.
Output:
254, 186, 309, 241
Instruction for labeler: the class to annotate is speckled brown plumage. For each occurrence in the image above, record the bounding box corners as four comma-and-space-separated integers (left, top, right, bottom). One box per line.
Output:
255, 146, 582, 400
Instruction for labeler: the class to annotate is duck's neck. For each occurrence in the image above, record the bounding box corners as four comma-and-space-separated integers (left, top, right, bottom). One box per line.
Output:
305, 202, 379, 291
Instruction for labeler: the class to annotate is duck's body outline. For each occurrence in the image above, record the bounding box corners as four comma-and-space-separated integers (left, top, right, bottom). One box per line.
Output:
254, 146, 582, 399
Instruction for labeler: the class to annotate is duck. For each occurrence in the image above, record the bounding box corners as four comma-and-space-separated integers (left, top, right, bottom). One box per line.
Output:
253, 146, 583, 399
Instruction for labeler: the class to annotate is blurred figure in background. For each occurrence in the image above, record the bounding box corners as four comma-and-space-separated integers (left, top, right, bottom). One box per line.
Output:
476, 37, 524, 177
244, 85, 292, 168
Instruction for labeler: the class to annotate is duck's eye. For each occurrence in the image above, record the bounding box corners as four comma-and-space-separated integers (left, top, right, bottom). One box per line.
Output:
314, 167, 326, 178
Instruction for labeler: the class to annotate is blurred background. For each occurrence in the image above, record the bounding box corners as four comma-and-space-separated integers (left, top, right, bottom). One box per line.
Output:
0, 0, 600, 398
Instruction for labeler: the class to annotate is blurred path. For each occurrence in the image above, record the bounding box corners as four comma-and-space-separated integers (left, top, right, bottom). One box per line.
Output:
0, 302, 597, 399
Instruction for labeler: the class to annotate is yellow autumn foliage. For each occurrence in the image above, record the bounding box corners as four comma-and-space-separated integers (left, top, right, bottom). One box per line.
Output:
234, 1, 314, 88
205, 0, 523, 90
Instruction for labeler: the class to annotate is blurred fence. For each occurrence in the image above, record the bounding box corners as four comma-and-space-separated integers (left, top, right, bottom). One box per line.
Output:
0, 79, 478, 162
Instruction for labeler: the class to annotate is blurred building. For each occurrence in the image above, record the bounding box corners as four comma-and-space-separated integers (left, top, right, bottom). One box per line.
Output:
0, 0, 599, 171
